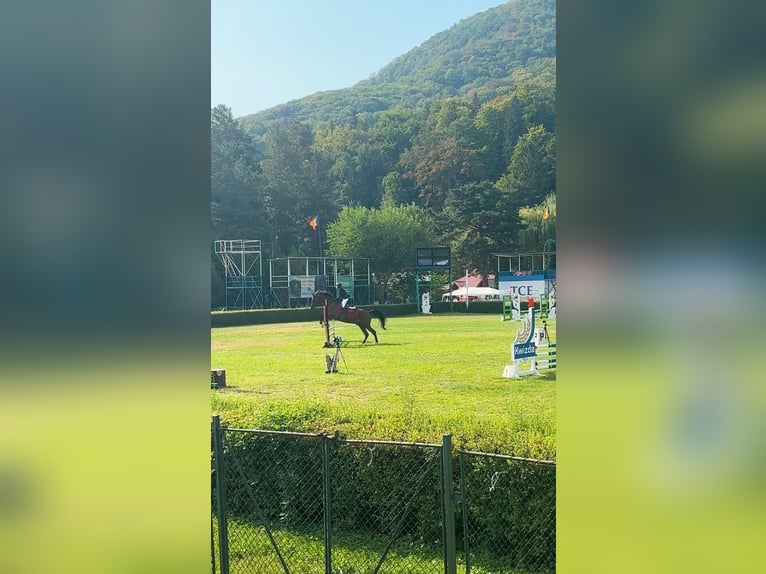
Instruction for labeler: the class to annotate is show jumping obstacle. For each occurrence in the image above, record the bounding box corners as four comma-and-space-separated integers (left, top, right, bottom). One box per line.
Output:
502, 297, 556, 378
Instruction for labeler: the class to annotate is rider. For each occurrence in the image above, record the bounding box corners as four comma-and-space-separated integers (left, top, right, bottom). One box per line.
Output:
336, 282, 350, 318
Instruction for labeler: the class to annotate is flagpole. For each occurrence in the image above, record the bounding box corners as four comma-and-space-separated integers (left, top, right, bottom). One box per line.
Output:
465, 268, 469, 311
317, 218, 323, 258
310, 215, 323, 258
543, 216, 546, 270
542, 208, 549, 270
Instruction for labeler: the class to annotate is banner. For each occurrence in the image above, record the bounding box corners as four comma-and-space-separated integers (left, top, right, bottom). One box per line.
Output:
336, 275, 353, 293
289, 275, 316, 298
498, 271, 555, 299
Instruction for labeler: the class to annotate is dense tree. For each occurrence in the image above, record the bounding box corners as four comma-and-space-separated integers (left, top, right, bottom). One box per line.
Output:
260, 119, 328, 256
496, 124, 556, 210
325, 204, 436, 302
474, 59, 555, 182
475, 94, 526, 182
518, 193, 556, 252
210, 104, 265, 239
398, 98, 488, 210
380, 170, 415, 208
313, 125, 387, 209
439, 181, 517, 281
368, 106, 421, 166
510, 61, 556, 133
400, 136, 481, 210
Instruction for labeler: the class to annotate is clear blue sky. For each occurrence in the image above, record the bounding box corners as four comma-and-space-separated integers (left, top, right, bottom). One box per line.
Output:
212, 0, 507, 117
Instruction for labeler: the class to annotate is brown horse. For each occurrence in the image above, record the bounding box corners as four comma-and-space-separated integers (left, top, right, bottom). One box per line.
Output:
310, 291, 386, 344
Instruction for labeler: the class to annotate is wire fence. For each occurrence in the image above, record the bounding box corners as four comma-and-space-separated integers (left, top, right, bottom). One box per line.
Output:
458, 451, 556, 573
211, 416, 555, 574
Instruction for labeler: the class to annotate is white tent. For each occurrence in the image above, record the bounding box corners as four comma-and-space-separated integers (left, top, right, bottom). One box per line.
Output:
441, 286, 502, 301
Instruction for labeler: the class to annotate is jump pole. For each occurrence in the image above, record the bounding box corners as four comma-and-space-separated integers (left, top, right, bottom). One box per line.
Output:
322, 303, 333, 348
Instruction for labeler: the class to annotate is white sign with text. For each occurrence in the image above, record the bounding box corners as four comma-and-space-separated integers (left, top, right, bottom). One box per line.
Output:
498, 279, 554, 298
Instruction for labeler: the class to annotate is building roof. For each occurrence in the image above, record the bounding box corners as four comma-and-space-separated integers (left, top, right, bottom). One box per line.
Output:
446, 272, 495, 291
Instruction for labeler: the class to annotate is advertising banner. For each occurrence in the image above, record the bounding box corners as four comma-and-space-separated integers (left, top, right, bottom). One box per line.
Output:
498, 271, 555, 298
289, 275, 316, 298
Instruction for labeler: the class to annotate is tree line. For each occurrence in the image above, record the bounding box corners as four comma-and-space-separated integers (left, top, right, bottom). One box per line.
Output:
212, 57, 555, 307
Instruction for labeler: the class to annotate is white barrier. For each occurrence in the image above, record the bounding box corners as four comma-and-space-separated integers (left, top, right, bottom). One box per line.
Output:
501, 293, 521, 321
548, 288, 556, 320
421, 292, 432, 314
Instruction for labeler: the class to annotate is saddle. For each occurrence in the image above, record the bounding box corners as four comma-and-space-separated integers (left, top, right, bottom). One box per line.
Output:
338, 304, 356, 319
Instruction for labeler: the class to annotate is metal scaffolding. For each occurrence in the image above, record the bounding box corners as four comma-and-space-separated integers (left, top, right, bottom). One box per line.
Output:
214, 239, 264, 310
268, 256, 371, 308
493, 251, 556, 272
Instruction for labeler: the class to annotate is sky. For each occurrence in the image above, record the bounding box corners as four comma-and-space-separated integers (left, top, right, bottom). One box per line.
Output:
212, 0, 507, 118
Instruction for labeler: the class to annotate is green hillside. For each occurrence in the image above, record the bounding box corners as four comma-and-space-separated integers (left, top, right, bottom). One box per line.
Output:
238, 0, 554, 139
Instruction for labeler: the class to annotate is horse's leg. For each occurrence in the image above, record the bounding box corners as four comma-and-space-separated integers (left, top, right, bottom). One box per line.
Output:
367, 324, 378, 344
357, 323, 368, 344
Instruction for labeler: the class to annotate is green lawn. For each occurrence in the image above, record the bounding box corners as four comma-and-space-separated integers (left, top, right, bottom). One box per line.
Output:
211, 313, 556, 458
216, 518, 540, 574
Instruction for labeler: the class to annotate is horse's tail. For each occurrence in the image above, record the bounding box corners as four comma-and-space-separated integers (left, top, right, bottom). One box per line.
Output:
369, 309, 386, 330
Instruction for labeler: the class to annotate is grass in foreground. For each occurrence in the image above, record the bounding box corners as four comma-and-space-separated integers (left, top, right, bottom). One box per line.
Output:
215, 518, 548, 574
211, 313, 555, 458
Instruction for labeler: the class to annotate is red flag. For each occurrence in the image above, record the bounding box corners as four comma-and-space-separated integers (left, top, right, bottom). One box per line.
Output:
309, 216, 318, 231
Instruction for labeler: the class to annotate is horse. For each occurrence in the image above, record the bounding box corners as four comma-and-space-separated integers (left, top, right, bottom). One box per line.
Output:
310, 291, 386, 344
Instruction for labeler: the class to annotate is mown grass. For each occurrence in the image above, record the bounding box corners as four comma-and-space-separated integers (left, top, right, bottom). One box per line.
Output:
215, 518, 544, 574
211, 313, 556, 459
216, 519, 445, 574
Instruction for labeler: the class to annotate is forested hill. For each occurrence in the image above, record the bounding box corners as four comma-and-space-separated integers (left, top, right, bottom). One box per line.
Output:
238, 0, 554, 138
212, 0, 555, 307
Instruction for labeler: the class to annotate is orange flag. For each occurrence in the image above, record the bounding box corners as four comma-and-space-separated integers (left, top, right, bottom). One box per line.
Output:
309, 216, 318, 230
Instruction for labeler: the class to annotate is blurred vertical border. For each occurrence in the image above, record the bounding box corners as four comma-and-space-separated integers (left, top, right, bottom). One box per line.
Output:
559, 0, 766, 572
0, 2, 211, 573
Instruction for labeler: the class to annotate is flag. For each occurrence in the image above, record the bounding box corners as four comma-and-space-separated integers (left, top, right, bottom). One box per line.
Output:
542, 210, 549, 221
309, 216, 318, 231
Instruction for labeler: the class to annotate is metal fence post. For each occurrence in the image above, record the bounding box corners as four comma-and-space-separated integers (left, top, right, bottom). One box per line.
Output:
322, 434, 333, 574
459, 451, 471, 574
211, 516, 217, 574
212, 415, 230, 574
441, 434, 457, 574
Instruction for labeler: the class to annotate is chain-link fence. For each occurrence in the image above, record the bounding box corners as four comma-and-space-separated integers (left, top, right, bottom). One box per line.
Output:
212, 416, 555, 574
458, 451, 556, 573
329, 437, 446, 573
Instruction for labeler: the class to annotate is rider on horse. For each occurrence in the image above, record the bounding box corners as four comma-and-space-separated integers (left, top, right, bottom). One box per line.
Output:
336, 283, 350, 318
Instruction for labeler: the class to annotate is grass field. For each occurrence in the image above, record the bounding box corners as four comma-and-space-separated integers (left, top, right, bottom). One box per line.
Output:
216, 519, 532, 574
211, 313, 556, 459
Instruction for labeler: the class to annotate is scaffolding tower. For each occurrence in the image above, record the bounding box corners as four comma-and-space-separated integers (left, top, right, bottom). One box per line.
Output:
214, 239, 264, 310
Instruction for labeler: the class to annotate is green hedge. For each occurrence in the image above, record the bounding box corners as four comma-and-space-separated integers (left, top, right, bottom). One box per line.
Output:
429, 300, 503, 314
211, 301, 516, 328
211, 307, 318, 328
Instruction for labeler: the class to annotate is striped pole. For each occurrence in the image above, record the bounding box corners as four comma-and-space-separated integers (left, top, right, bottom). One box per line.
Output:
323, 303, 332, 348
